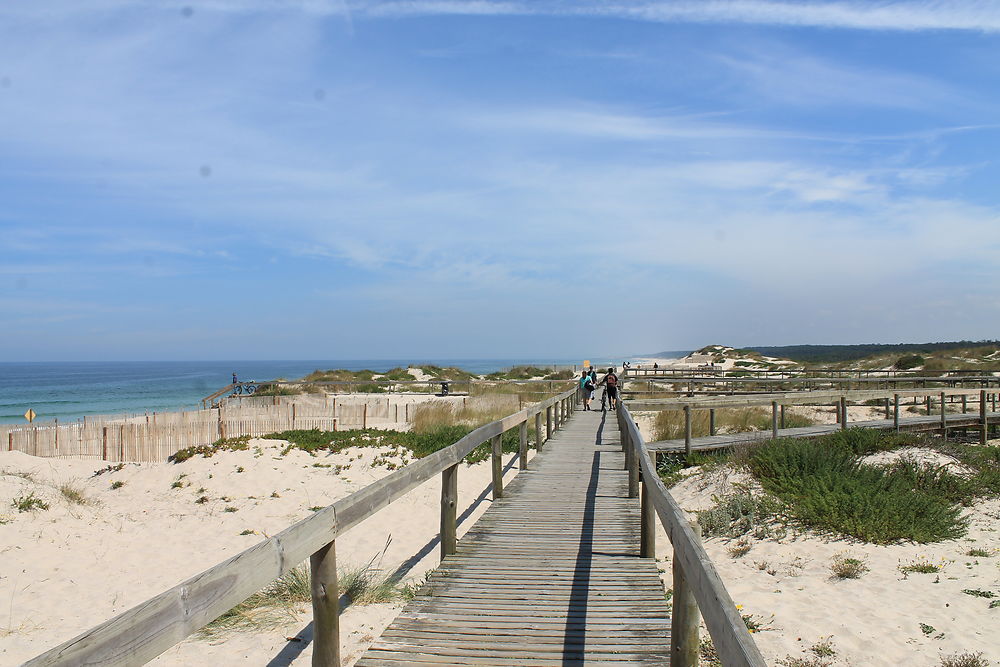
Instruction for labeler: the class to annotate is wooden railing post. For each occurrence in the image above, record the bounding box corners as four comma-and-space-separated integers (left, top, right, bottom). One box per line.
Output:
640, 451, 655, 558
627, 435, 639, 499
771, 401, 778, 439
981, 390, 989, 445
441, 464, 458, 558
671, 521, 702, 667
535, 412, 543, 451
840, 396, 847, 430
684, 405, 692, 456
311, 540, 340, 667
518, 420, 528, 470
546, 406, 553, 441
491, 435, 503, 500
894, 393, 900, 432
709, 408, 716, 436
940, 391, 947, 437
780, 404, 786, 429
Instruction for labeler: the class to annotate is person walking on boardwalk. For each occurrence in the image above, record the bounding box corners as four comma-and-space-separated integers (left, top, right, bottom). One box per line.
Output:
580, 370, 596, 410
598, 367, 619, 411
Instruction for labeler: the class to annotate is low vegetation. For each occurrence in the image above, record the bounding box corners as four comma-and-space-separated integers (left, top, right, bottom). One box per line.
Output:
830, 552, 869, 579
12, 492, 49, 512
938, 652, 990, 667
747, 432, 969, 543
201, 543, 425, 638
688, 429, 997, 544
58, 483, 90, 505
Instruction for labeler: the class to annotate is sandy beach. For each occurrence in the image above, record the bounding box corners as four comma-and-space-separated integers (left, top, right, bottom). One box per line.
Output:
0, 437, 522, 666
3, 390, 998, 666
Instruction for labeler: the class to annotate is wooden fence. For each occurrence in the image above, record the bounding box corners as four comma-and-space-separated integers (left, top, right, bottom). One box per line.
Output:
23, 388, 579, 667
616, 402, 766, 666
0, 395, 497, 463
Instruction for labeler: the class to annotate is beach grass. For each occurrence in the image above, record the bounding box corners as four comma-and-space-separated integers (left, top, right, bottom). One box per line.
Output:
653, 407, 815, 441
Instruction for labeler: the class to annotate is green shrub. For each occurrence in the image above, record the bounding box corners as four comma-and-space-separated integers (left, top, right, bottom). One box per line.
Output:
895, 354, 924, 370
255, 426, 518, 465
748, 436, 967, 543
170, 435, 251, 463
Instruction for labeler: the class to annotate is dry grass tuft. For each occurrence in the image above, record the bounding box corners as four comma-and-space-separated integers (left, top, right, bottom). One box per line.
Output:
830, 552, 869, 579
58, 483, 90, 506
411, 394, 520, 433
939, 652, 990, 667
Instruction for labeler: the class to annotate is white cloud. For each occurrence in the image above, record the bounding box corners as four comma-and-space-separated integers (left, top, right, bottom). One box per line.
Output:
7, 1, 1000, 32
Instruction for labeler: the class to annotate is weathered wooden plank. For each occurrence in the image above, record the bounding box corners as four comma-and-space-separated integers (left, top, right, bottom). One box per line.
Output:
358, 409, 672, 665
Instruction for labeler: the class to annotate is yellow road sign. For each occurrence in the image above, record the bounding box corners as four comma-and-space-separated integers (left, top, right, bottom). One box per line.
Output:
583, 360, 590, 368
24, 409, 36, 423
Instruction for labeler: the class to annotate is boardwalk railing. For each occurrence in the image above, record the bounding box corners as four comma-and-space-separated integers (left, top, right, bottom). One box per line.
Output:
616, 402, 767, 667
630, 387, 1000, 453
24, 388, 579, 667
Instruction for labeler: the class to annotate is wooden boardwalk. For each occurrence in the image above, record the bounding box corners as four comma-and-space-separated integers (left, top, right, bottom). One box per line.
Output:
356, 407, 672, 666
648, 411, 1000, 453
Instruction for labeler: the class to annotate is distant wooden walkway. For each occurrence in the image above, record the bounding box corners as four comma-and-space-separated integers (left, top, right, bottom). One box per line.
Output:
356, 408, 672, 666
648, 411, 1000, 453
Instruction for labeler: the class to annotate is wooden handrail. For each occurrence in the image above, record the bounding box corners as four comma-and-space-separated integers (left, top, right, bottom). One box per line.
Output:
627, 386, 988, 411
617, 403, 767, 667
25, 388, 579, 667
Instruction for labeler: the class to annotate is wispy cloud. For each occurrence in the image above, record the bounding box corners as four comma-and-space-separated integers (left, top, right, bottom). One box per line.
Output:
6, 1, 1000, 32
358, 1, 1000, 32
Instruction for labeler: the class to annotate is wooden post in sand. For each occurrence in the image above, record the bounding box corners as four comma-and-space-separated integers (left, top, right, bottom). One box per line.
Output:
441, 464, 458, 558
771, 401, 779, 439
535, 412, 543, 451
519, 421, 528, 470
981, 390, 989, 445
709, 408, 716, 436
940, 392, 947, 437
640, 450, 655, 558
780, 404, 786, 429
310, 540, 340, 667
840, 396, 848, 431
546, 406, 553, 441
672, 521, 702, 667
684, 405, 692, 456
627, 430, 639, 499
491, 435, 503, 500
894, 394, 900, 432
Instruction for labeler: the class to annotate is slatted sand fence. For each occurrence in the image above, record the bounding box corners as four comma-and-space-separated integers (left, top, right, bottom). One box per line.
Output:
356, 408, 673, 666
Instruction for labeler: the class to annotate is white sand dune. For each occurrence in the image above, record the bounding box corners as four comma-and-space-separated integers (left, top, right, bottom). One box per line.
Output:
657, 463, 1000, 666
1, 440, 519, 666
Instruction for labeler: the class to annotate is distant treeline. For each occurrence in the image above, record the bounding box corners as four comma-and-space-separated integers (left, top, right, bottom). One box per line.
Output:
746, 341, 1000, 363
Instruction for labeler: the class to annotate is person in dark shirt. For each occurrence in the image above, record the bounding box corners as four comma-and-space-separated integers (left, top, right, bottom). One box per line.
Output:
598, 367, 619, 411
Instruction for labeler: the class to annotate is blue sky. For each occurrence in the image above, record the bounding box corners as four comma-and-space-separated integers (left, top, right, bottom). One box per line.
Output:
3, 1, 1000, 361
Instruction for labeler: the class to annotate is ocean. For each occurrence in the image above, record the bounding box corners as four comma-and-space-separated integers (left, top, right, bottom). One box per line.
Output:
0, 359, 616, 425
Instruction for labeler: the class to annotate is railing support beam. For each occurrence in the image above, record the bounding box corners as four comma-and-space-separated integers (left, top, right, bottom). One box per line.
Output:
518, 420, 528, 470
671, 521, 702, 667
491, 434, 503, 499
982, 390, 989, 445
640, 451, 655, 558
684, 405, 692, 456
441, 464, 458, 558
310, 541, 341, 667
